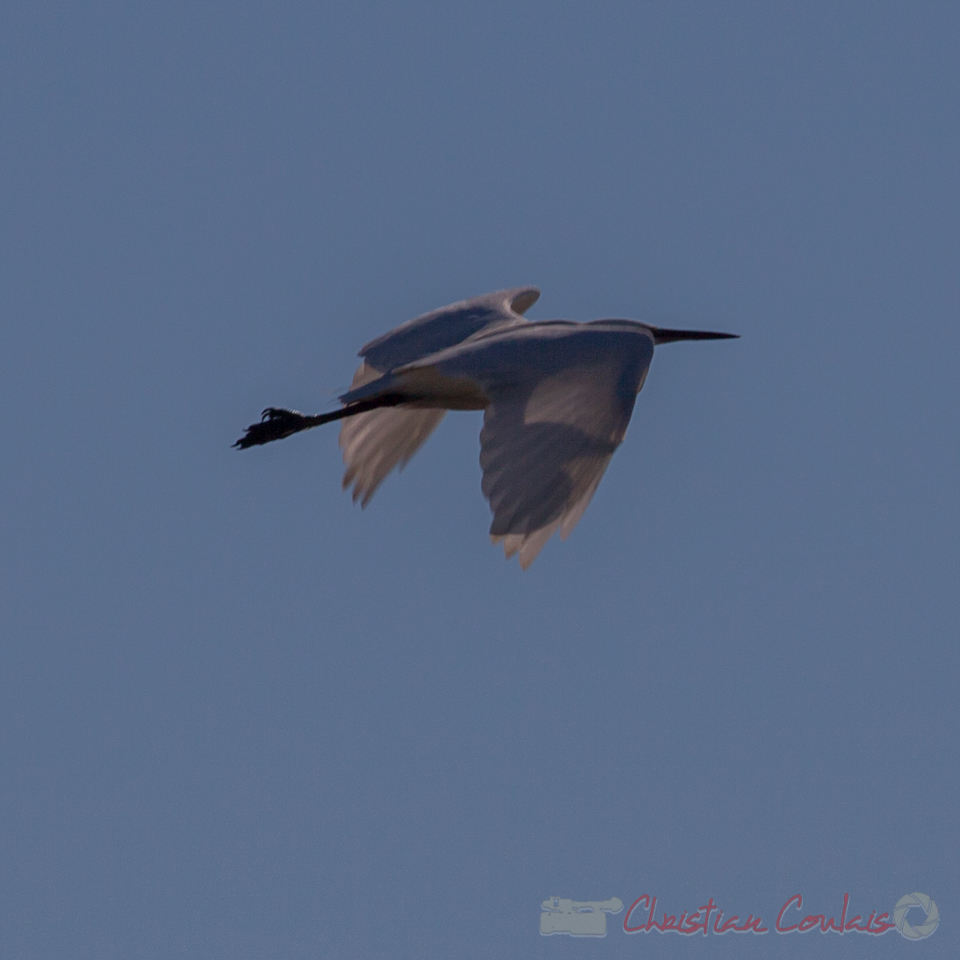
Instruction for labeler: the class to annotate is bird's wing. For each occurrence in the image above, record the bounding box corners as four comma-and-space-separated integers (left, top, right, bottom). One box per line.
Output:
357, 287, 540, 372
338, 361, 445, 506
476, 332, 653, 568
339, 287, 539, 505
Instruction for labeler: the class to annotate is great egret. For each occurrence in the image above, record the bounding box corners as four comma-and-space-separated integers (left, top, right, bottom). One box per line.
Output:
235, 287, 737, 568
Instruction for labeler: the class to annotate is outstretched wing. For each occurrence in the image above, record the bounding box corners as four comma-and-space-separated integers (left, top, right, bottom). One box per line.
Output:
477, 332, 653, 568
357, 286, 540, 372
339, 360, 445, 506
340, 287, 539, 505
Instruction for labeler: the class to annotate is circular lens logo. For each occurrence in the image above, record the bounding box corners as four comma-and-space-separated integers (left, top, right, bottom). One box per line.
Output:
894, 893, 939, 940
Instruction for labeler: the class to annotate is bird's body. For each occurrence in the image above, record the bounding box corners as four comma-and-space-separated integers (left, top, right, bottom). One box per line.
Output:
236, 287, 736, 568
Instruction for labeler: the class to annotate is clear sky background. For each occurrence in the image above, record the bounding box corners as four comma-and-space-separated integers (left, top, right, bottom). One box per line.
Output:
2, 2, 958, 958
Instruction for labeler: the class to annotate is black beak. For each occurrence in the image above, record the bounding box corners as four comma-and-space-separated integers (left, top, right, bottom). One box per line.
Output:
648, 326, 739, 345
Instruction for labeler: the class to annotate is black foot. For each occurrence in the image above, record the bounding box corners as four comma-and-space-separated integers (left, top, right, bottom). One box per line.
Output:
233, 407, 313, 448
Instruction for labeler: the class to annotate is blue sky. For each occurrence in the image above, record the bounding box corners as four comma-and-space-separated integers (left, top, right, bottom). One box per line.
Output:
2, 2, 958, 957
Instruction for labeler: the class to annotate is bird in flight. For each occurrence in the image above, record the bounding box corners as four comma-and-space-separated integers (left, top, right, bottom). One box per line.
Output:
235, 287, 737, 568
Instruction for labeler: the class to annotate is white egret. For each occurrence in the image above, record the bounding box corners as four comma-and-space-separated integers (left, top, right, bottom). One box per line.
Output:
235, 287, 737, 568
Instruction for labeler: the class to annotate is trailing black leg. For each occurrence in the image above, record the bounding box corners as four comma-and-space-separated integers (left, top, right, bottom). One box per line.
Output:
233, 394, 410, 449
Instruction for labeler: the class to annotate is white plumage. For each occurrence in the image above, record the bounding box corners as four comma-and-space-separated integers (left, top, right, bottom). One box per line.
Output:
236, 287, 736, 568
